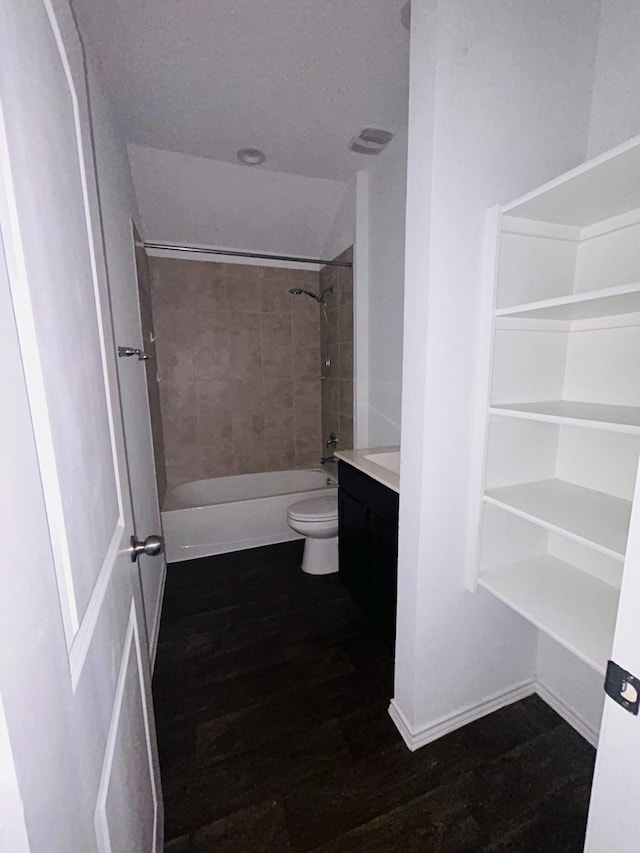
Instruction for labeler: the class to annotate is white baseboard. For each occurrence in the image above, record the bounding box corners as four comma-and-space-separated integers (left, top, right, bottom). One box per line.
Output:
388, 678, 536, 752
535, 681, 599, 748
149, 560, 167, 671
389, 677, 599, 751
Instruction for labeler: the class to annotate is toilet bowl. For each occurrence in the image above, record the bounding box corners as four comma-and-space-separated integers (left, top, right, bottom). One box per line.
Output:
287, 495, 339, 575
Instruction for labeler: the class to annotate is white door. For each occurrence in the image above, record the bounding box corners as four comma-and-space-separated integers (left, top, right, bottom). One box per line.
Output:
90, 82, 166, 660
0, 0, 162, 850
585, 462, 640, 851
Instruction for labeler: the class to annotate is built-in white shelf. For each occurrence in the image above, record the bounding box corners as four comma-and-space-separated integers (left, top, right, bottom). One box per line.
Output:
471, 137, 640, 706
479, 555, 619, 674
496, 282, 640, 321
484, 478, 631, 560
490, 401, 640, 435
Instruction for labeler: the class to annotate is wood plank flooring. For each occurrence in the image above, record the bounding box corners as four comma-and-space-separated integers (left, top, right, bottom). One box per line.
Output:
153, 541, 595, 852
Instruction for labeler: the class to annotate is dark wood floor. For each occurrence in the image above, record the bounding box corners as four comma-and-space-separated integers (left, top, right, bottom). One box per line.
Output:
153, 541, 595, 852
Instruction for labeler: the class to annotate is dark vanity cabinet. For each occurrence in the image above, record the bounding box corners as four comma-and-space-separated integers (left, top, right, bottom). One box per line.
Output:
337, 461, 399, 648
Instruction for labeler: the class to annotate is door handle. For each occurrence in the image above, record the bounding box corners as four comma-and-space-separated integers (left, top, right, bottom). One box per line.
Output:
130, 534, 164, 562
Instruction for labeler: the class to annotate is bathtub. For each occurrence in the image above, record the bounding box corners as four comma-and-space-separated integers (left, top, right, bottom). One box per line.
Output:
162, 468, 337, 563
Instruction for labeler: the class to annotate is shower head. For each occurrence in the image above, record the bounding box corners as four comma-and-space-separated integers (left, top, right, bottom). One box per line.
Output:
288, 286, 333, 306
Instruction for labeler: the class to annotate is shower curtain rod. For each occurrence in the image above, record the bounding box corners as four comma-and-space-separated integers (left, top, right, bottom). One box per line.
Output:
143, 242, 353, 268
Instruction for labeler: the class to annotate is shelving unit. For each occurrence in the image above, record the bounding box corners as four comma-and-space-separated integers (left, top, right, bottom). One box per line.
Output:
490, 401, 640, 434
495, 282, 640, 322
471, 137, 640, 674
485, 479, 631, 561
478, 556, 619, 674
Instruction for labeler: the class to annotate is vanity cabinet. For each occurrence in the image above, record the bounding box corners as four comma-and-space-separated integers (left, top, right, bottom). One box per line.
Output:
337, 461, 399, 648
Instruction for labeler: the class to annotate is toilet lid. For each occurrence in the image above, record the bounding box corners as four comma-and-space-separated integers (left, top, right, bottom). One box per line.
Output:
287, 495, 338, 522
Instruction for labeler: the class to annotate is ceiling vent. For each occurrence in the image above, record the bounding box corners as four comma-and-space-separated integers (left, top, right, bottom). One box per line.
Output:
237, 147, 266, 166
349, 127, 394, 155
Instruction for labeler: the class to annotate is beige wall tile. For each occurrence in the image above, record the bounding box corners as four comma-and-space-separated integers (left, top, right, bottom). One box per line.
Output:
327, 343, 340, 377
264, 378, 294, 423
229, 313, 262, 379
319, 247, 354, 451
263, 346, 293, 379
339, 380, 354, 417
294, 406, 321, 443
262, 279, 296, 314
261, 313, 292, 348
151, 258, 323, 482
338, 342, 353, 380
159, 378, 197, 419
226, 277, 262, 313
338, 302, 353, 344
231, 378, 264, 416
263, 421, 295, 451
162, 415, 199, 451
293, 347, 320, 381
234, 443, 266, 475
322, 378, 340, 413
295, 440, 321, 469
192, 326, 231, 381
294, 379, 321, 410
265, 448, 296, 472
326, 308, 339, 346
292, 312, 320, 348
339, 415, 354, 450
202, 439, 235, 478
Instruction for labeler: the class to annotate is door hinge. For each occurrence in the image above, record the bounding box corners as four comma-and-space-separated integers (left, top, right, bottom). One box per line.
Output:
118, 345, 153, 361
605, 660, 640, 715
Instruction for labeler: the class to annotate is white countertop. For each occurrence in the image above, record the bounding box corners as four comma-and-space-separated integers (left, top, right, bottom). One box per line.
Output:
334, 446, 400, 493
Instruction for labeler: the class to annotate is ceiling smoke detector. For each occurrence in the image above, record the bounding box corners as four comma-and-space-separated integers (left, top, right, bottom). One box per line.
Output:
349, 127, 395, 155
237, 147, 266, 166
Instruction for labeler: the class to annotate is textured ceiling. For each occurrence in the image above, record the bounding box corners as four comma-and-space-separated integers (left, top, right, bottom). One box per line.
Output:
72, 0, 410, 181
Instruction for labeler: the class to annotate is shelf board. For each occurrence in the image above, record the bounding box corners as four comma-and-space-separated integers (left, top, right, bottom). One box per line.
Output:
484, 478, 631, 561
496, 283, 640, 321
479, 555, 619, 674
502, 137, 640, 227
490, 400, 640, 435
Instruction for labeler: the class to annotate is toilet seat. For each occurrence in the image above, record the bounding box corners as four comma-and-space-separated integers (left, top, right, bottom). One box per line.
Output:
287, 495, 338, 523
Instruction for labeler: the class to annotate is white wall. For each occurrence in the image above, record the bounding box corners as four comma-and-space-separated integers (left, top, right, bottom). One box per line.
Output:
395, 0, 601, 737
367, 128, 408, 446
323, 177, 355, 261
324, 134, 407, 450
129, 144, 347, 259
0, 694, 29, 852
536, 635, 604, 745
587, 0, 640, 157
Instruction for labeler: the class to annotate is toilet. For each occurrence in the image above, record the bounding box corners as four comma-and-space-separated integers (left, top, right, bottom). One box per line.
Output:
286, 495, 339, 575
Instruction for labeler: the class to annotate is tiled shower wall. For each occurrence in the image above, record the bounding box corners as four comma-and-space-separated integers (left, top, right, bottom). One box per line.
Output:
320, 247, 354, 453
149, 257, 322, 488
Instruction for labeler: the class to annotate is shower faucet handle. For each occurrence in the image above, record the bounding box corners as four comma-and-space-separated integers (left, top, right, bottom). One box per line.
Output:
326, 433, 338, 448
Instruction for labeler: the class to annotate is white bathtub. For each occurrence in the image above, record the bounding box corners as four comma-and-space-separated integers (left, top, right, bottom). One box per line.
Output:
162, 469, 337, 563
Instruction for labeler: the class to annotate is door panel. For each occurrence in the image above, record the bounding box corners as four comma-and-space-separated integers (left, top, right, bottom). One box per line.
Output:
586, 458, 640, 850
88, 57, 167, 657
96, 602, 158, 853
0, 0, 122, 643
0, 0, 162, 848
